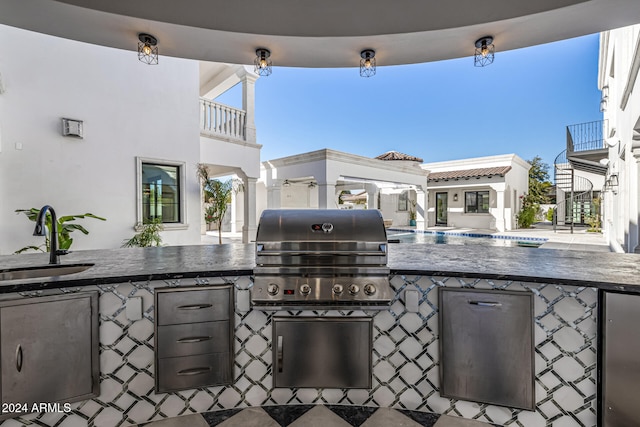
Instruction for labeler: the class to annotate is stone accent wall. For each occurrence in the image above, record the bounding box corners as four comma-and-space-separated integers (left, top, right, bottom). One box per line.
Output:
1, 275, 597, 427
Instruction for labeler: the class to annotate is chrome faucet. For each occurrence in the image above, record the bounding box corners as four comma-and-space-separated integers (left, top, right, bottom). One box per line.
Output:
33, 205, 67, 264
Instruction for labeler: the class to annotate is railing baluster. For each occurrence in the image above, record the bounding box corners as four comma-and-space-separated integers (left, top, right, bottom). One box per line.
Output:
199, 98, 248, 142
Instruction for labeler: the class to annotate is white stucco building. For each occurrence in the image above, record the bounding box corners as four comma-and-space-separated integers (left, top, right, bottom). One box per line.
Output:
258, 151, 530, 232
0, 25, 261, 255
259, 149, 429, 228
421, 154, 530, 231
598, 23, 640, 252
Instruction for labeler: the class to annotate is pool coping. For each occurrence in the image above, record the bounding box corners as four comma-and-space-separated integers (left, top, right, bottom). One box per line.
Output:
387, 228, 549, 242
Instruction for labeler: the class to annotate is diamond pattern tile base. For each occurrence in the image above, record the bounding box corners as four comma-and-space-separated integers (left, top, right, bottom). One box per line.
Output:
0, 276, 597, 427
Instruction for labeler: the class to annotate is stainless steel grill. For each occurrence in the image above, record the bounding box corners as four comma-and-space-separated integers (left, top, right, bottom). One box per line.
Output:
252, 209, 392, 310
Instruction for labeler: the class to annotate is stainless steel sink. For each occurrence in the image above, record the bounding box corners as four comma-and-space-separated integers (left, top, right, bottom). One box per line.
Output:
0, 263, 94, 281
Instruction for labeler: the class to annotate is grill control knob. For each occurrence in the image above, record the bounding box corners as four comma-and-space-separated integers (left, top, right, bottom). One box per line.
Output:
333, 284, 344, 295
267, 283, 279, 296
363, 283, 376, 296
300, 284, 311, 295
348, 284, 360, 295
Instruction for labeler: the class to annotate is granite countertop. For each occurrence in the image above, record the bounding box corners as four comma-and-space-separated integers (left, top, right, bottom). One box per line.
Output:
0, 243, 639, 294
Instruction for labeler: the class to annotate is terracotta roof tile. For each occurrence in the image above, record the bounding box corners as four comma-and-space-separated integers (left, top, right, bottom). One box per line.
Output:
428, 166, 512, 181
375, 150, 424, 162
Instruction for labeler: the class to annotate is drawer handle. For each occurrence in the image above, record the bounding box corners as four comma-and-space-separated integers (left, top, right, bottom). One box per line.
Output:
16, 345, 23, 372
177, 304, 213, 310
177, 336, 212, 344
469, 301, 502, 307
277, 335, 284, 373
177, 367, 212, 376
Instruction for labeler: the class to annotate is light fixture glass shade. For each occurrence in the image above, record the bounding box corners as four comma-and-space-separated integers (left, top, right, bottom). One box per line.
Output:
138, 33, 158, 65
254, 49, 272, 76
610, 174, 619, 187
474, 36, 495, 67
360, 49, 376, 77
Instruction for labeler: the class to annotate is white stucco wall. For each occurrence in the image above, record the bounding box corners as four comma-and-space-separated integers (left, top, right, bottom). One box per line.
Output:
598, 24, 640, 252
422, 154, 530, 231
0, 25, 201, 255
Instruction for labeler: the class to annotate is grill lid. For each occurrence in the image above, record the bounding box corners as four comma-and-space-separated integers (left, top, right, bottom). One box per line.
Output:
252, 209, 392, 310
255, 209, 387, 244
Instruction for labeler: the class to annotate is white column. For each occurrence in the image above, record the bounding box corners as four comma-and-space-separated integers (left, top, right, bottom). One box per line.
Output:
416, 190, 427, 230
230, 190, 237, 233
364, 183, 378, 209
632, 146, 640, 252
266, 180, 282, 208
495, 189, 506, 232
318, 182, 337, 209
242, 177, 258, 243
242, 74, 258, 144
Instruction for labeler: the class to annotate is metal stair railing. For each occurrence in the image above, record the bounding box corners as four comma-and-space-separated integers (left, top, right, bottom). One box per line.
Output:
566, 120, 607, 152
553, 149, 594, 233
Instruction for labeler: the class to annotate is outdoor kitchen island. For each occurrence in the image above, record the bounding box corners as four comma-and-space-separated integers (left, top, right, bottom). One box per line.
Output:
0, 243, 637, 427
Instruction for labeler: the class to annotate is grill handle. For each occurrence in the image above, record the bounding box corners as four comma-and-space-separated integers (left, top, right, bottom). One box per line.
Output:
256, 250, 386, 256
277, 335, 284, 373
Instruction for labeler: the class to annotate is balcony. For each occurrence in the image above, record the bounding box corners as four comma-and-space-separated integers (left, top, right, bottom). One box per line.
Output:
566, 119, 608, 175
200, 98, 247, 142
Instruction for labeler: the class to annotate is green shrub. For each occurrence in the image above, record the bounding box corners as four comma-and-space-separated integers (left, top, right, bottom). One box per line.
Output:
546, 208, 554, 222
517, 206, 537, 228
122, 218, 164, 248
517, 193, 539, 228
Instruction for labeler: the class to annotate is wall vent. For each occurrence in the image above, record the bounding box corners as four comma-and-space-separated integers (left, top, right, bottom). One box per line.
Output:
61, 118, 83, 138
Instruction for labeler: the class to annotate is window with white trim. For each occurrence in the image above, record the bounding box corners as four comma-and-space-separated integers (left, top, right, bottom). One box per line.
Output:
137, 158, 187, 227
465, 191, 490, 213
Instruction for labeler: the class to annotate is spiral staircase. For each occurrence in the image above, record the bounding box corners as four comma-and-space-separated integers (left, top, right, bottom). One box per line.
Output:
553, 120, 608, 232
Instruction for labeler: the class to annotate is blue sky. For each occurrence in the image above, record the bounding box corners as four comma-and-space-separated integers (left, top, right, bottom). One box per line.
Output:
217, 33, 602, 172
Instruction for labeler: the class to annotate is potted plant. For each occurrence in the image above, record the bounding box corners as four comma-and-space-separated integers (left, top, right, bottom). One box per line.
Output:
14, 208, 106, 253
409, 200, 417, 226
122, 218, 164, 247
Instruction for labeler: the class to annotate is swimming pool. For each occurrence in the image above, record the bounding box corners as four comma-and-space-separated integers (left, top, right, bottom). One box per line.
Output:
386, 230, 547, 248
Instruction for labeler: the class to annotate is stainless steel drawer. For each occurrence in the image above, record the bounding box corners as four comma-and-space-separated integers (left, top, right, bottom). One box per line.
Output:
157, 321, 230, 358
156, 353, 231, 393
156, 287, 230, 325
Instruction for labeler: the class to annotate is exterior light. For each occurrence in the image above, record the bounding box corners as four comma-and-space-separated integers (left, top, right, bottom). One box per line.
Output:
600, 86, 609, 112
453, 193, 458, 202
610, 174, 619, 187
474, 36, 495, 67
360, 49, 376, 77
254, 48, 272, 76
283, 179, 291, 187
138, 33, 158, 65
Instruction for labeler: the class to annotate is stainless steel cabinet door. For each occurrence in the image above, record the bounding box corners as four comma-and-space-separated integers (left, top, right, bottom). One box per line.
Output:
439, 288, 535, 410
0, 292, 99, 407
273, 317, 372, 389
602, 291, 640, 427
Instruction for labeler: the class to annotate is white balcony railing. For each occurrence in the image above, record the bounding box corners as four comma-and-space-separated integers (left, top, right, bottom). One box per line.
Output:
200, 98, 246, 141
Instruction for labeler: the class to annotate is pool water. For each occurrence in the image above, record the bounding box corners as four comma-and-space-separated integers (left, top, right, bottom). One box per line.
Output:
387, 231, 546, 247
